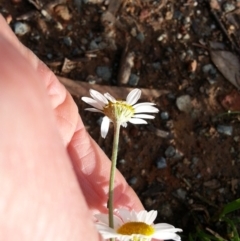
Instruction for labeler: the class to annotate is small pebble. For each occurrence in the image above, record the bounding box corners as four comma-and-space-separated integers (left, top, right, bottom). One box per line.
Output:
217, 125, 233, 136
177, 33, 182, 39
96, 66, 112, 81
192, 157, 199, 165
46, 53, 53, 59
173, 10, 183, 20
175, 188, 187, 200
128, 74, 140, 86
130, 27, 137, 37
63, 36, 72, 46
54, 21, 63, 31
41, 9, 51, 20
158, 203, 173, 218
167, 93, 176, 100
157, 33, 167, 41
72, 47, 82, 56
98, 42, 107, 49
67, 24, 73, 31
196, 10, 201, 15
207, 77, 217, 85
6, 14, 12, 24
194, 1, 198, 6
179, 51, 186, 60
187, 49, 194, 57
223, 2, 235, 13
173, 150, 183, 160
129, 177, 138, 185
189, 59, 197, 72
234, 136, 239, 142
156, 157, 167, 169
218, 188, 225, 194
119, 159, 126, 164
54, 4, 72, 21
183, 16, 191, 25
14, 22, 30, 36
81, 38, 88, 44
165, 145, 176, 158
196, 173, 202, 179
202, 64, 217, 75
160, 111, 169, 120
89, 40, 98, 50
230, 147, 235, 153
152, 62, 161, 70
210, 24, 216, 30
176, 95, 192, 113
188, 199, 194, 204
95, 36, 102, 42
144, 197, 154, 207
136, 32, 145, 43
183, 33, 190, 40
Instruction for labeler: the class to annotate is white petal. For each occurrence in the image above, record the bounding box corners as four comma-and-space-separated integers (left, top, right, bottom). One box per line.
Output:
95, 213, 123, 228
153, 230, 182, 241
81, 97, 105, 110
104, 92, 116, 103
129, 118, 148, 124
153, 223, 176, 230
144, 210, 157, 224
95, 213, 109, 224
133, 102, 156, 108
153, 224, 182, 241
136, 210, 157, 224
134, 105, 159, 113
90, 89, 108, 105
126, 89, 141, 105
95, 224, 119, 239
136, 210, 148, 223
85, 108, 103, 113
101, 116, 110, 138
133, 114, 155, 119
118, 209, 137, 223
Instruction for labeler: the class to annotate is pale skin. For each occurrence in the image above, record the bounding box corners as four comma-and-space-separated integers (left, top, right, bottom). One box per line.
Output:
0, 14, 143, 241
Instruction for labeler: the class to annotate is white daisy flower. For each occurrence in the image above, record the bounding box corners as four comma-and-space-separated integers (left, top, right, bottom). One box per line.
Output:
81, 89, 159, 138
95, 209, 182, 241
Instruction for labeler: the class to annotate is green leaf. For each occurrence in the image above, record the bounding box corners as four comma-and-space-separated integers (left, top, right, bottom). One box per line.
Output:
196, 230, 224, 241
222, 217, 239, 241
219, 199, 240, 218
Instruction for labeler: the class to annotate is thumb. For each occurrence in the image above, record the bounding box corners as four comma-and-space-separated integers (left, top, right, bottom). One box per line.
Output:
0, 30, 101, 241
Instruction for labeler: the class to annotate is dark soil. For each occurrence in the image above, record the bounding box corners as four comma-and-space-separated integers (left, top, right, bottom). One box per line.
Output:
2, 0, 240, 238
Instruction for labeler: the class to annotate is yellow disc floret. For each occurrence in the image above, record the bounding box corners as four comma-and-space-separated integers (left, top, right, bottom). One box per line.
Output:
117, 222, 155, 236
103, 101, 135, 123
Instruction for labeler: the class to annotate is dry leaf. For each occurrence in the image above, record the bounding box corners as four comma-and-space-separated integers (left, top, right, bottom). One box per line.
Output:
210, 50, 240, 89
57, 76, 169, 99
61, 58, 81, 74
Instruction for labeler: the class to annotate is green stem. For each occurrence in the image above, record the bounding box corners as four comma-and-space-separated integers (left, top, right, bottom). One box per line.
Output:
108, 122, 121, 231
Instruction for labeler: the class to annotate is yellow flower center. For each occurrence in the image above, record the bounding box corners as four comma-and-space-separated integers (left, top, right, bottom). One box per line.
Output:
117, 222, 155, 236
103, 101, 135, 123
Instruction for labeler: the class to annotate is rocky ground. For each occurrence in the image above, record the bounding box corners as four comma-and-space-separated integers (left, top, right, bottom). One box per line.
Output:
1, 0, 240, 238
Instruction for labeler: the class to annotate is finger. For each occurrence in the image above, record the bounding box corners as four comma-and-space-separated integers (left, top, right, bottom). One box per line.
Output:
0, 14, 78, 146
68, 119, 144, 214
0, 14, 143, 214
0, 34, 101, 241
0, 14, 63, 104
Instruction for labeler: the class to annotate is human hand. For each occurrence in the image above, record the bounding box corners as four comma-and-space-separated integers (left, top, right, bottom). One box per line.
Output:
0, 14, 143, 241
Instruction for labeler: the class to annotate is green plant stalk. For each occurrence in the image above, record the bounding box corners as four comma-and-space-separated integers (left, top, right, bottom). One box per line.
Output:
108, 122, 121, 233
